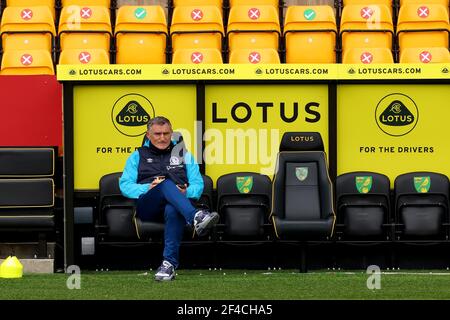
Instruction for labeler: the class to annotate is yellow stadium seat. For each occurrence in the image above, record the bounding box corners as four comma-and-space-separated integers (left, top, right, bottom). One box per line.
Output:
342, 47, 394, 63
172, 48, 223, 63
0, 6, 55, 52
61, 0, 110, 7
173, 0, 223, 9
6, 0, 56, 20
59, 5, 112, 53
399, 47, 450, 63
115, 5, 168, 64
229, 48, 280, 63
0, 49, 54, 75
170, 6, 224, 52
284, 5, 337, 63
227, 5, 281, 51
397, 4, 450, 51
230, 0, 279, 8
58, 48, 110, 64
400, 0, 449, 8
343, 0, 393, 13
340, 4, 394, 57
344, 0, 392, 5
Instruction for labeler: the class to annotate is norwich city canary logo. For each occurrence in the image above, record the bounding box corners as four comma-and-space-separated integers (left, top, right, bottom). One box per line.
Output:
355, 176, 372, 194
414, 176, 430, 193
112, 93, 155, 137
375, 93, 418, 137
236, 176, 253, 194
295, 167, 308, 182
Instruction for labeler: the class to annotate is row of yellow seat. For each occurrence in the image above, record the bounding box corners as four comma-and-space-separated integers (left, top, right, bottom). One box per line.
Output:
0, 2, 449, 74
2, 3, 449, 55
3, 0, 111, 19
2, 44, 448, 75
339, 2, 450, 64
7, 0, 446, 12
1, 0, 278, 18
2, 0, 450, 19
342, 0, 450, 13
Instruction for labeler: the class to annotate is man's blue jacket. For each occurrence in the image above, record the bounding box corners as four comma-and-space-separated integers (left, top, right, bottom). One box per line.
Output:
119, 138, 204, 200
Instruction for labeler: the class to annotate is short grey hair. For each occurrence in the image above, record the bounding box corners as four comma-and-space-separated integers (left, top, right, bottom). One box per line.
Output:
147, 116, 172, 131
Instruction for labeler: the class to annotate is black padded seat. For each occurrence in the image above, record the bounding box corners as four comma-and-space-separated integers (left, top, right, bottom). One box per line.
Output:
0, 147, 56, 259
0, 147, 55, 231
217, 172, 271, 239
0, 208, 54, 229
99, 172, 165, 240
0, 179, 54, 207
336, 172, 391, 239
99, 172, 211, 241
395, 172, 449, 239
270, 132, 335, 240
0, 147, 54, 177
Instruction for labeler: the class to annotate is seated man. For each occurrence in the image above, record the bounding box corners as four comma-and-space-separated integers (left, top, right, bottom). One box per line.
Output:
119, 116, 219, 281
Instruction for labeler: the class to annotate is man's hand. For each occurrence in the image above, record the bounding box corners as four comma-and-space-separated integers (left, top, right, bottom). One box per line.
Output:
177, 184, 187, 194
149, 176, 165, 189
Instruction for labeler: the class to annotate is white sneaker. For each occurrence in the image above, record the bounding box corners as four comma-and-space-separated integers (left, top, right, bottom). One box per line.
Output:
154, 260, 175, 281
194, 210, 219, 236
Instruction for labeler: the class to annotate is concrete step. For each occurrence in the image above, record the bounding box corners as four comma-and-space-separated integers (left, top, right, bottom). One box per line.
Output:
0, 258, 54, 274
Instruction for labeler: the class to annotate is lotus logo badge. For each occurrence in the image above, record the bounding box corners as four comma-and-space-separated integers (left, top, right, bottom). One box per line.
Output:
111, 94, 155, 137
116, 101, 150, 127
379, 100, 414, 127
295, 167, 308, 182
375, 93, 418, 137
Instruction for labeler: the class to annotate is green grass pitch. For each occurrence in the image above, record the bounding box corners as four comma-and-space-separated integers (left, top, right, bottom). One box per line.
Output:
2, 270, 450, 300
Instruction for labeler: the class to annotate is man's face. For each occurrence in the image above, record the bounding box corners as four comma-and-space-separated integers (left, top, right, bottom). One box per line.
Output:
147, 123, 172, 150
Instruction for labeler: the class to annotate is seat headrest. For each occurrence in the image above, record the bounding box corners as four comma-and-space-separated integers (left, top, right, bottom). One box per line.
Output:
279, 132, 324, 152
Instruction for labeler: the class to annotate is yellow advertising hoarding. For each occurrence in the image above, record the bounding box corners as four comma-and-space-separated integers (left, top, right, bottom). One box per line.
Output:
205, 84, 329, 184
57, 64, 338, 81
337, 64, 449, 80
338, 84, 450, 185
73, 85, 197, 190
57, 63, 449, 81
